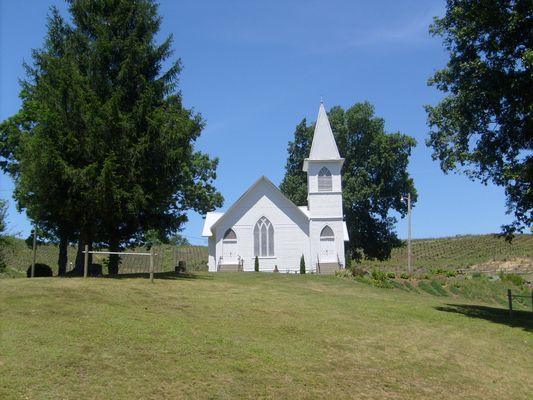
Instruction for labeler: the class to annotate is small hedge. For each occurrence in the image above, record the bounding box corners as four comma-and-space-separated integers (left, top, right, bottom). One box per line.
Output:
26, 263, 53, 277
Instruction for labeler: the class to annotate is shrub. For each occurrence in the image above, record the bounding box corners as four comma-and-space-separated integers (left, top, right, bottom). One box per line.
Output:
499, 272, 525, 287
254, 256, 259, 272
300, 254, 305, 274
345, 253, 352, 270
26, 263, 53, 277
351, 267, 366, 277
430, 267, 456, 277
90, 263, 103, 276
387, 272, 396, 279
335, 269, 352, 279
400, 272, 410, 279
371, 270, 387, 282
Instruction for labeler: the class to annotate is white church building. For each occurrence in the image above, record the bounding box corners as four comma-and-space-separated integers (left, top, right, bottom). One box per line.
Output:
202, 102, 348, 273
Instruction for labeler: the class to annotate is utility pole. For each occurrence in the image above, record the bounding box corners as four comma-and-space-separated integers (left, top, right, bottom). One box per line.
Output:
407, 192, 412, 274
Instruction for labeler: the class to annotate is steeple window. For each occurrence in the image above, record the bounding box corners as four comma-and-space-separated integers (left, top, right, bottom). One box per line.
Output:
318, 167, 332, 191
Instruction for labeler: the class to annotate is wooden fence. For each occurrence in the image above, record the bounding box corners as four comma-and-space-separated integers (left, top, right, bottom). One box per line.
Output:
507, 289, 533, 320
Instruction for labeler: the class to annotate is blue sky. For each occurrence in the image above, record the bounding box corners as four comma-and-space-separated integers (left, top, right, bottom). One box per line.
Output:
0, 0, 514, 245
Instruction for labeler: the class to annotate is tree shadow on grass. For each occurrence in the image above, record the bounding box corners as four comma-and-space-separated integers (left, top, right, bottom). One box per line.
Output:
102, 271, 211, 280
435, 304, 533, 333
60, 271, 210, 280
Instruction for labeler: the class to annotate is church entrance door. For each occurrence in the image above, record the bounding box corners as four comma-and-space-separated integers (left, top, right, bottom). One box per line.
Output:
320, 237, 336, 262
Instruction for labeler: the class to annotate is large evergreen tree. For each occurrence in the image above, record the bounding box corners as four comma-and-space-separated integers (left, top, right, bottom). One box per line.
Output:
0, 0, 223, 274
426, 0, 533, 235
280, 102, 417, 261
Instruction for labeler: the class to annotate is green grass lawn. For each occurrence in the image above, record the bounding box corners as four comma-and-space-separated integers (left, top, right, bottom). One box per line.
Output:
1, 273, 532, 399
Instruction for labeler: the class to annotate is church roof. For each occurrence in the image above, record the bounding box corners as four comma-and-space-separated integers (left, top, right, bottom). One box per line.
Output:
303, 101, 343, 171
201, 176, 309, 237
201, 212, 224, 237
308, 101, 341, 160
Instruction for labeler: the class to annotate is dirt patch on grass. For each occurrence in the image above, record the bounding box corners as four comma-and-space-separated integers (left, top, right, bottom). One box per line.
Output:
469, 257, 533, 274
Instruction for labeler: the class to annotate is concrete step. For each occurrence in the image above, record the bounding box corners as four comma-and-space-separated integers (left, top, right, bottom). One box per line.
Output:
218, 264, 241, 272
317, 262, 340, 274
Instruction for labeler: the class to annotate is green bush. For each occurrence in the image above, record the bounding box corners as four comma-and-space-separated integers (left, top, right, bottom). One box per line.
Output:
387, 272, 396, 279
499, 272, 525, 287
335, 269, 352, 279
345, 252, 352, 270
400, 272, 410, 279
300, 254, 305, 274
26, 263, 53, 277
254, 256, 259, 272
350, 266, 366, 277
371, 270, 387, 281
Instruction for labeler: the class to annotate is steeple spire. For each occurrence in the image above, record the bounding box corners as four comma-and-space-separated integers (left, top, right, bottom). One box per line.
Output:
303, 101, 342, 171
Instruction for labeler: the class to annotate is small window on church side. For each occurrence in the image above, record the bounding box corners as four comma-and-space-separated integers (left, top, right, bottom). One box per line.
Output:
223, 228, 237, 242
318, 167, 332, 191
254, 217, 274, 257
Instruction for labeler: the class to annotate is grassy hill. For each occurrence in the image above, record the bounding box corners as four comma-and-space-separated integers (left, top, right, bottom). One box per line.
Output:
363, 234, 533, 273
0, 273, 532, 399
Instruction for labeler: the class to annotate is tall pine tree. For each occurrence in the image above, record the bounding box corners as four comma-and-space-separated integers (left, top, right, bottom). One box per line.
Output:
0, 0, 223, 274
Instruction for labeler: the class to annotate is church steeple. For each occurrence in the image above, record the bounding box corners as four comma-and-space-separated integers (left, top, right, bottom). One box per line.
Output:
303, 100, 346, 270
303, 101, 343, 171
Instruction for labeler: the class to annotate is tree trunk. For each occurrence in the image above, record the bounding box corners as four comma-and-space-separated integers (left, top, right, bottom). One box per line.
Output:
72, 230, 92, 275
108, 235, 120, 275
57, 234, 68, 276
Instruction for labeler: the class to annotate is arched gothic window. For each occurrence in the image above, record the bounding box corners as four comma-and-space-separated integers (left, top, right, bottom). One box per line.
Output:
320, 225, 334, 239
254, 217, 274, 257
223, 228, 237, 242
318, 167, 332, 191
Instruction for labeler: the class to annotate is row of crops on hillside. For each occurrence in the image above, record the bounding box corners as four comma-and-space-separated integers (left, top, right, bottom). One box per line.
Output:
364, 234, 533, 271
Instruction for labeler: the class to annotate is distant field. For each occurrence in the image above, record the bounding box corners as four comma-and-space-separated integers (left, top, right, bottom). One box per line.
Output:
364, 234, 533, 272
1, 236, 208, 275
2, 234, 533, 277
0, 273, 531, 399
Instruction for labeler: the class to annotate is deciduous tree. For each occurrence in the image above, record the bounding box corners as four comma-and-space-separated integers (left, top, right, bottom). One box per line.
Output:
426, 0, 533, 235
280, 102, 417, 261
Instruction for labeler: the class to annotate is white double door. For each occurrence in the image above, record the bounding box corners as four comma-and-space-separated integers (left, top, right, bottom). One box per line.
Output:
320, 238, 336, 262
223, 241, 239, 264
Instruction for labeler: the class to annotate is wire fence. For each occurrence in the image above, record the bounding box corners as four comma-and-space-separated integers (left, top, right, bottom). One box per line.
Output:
2, 238, 208, 276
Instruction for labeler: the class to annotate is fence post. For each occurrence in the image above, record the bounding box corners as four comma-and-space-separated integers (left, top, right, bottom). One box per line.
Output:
31, 226, 37, 278
150, 247, 154, 283
83, 244, 89, 278
507, 289, 513, 320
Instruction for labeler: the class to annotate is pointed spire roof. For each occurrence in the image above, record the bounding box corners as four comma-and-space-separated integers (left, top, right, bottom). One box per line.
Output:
303, 101, 343, 171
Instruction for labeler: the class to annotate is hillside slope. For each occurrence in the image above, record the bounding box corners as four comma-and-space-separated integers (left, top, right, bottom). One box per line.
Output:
364, 234, 533, 272
0, 273, 531, 399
